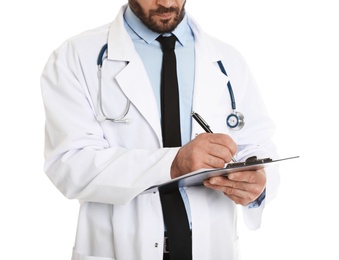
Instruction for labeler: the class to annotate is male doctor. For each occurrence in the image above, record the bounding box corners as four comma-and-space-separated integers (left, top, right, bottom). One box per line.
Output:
41, 0, 279, 259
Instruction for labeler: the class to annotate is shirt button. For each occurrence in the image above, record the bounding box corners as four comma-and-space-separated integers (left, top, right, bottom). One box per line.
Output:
154, 243, 159, 248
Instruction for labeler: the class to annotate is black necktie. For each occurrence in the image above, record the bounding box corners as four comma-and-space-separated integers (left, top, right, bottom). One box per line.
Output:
157, 35, 182, 147
157, 35, 192, 260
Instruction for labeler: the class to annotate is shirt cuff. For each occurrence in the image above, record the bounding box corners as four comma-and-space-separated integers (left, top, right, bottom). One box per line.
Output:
248, 189, 266, 209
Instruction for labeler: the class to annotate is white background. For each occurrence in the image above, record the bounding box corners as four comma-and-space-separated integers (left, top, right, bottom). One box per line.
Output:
1, 0, 338, 259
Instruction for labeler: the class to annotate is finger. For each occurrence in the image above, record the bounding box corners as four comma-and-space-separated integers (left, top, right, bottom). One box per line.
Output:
206, 176, 248, 191
204, 181, 260, 206
203, 154, 229, 169
204, 176, 265, 204
224, 186, 264, 206
222, 185, 257, 200
204, 180, 255, 205
228, 169, 266, 184
197, 134, 237, 163
228, 171, 258, 184
224, 194, 251, 206
208, 133, 237, 157
206, 143, 234, 164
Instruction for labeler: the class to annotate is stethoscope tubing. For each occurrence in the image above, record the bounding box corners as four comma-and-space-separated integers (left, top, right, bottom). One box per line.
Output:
217, 61, 236, 111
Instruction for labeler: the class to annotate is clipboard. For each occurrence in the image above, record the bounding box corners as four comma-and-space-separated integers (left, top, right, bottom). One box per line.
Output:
144, 156, 299, 193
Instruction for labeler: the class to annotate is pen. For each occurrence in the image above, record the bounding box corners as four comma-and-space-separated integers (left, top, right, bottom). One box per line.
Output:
191, 111, 237, 162
191, 111, 213, 133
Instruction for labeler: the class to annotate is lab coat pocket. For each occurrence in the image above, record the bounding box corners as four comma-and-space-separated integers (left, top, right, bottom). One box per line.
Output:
72, 249, 116, 260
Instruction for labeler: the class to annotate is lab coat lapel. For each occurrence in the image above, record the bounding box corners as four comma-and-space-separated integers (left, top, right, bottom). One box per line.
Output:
116, 60, 162, 143
193, 55, 227, 115
189, 18, 229, 135
106, 6, 162, 145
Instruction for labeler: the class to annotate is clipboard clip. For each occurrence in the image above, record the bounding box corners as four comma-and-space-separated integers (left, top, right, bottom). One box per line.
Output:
226, 156, 273, 169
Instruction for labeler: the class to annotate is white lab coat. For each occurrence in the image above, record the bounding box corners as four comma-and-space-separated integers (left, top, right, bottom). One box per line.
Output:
41, 5, 279, 260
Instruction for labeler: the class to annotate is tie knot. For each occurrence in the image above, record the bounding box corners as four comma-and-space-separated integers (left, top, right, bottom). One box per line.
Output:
157, 35, 177, 51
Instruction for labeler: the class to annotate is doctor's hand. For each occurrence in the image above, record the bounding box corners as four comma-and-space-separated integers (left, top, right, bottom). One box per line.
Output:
203, 169, 266, 206
170, 133, 237, 179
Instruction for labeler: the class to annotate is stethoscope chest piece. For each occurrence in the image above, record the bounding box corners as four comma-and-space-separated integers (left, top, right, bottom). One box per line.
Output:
226, 111, 245, 131
216, 60, 245, 131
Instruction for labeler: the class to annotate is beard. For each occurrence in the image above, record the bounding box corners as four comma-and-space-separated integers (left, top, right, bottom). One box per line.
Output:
129, 0, 186, 33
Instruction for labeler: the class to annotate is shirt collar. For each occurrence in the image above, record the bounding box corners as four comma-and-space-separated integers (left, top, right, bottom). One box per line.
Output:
124, 6, 191, 46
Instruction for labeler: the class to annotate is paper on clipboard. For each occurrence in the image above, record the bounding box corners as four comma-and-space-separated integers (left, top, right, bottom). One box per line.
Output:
144, 156, 299, 193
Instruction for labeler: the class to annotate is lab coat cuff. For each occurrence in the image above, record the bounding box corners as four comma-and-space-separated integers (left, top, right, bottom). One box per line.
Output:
160, 148, 180, 183
242, 199, 265, 230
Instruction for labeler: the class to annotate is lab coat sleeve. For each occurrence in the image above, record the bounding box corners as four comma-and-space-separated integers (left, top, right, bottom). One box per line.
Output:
218, 44, 280, 230
41, 41, 176, 205
241, 165, 280, 230
238, 66, 280, 230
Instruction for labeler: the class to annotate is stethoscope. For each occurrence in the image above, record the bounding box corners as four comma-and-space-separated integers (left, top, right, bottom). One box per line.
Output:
97, 44, 245, 130
216, 61, 245, 130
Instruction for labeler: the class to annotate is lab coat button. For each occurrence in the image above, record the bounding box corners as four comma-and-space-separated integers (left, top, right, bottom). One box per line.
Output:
154, 243, 159, 247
